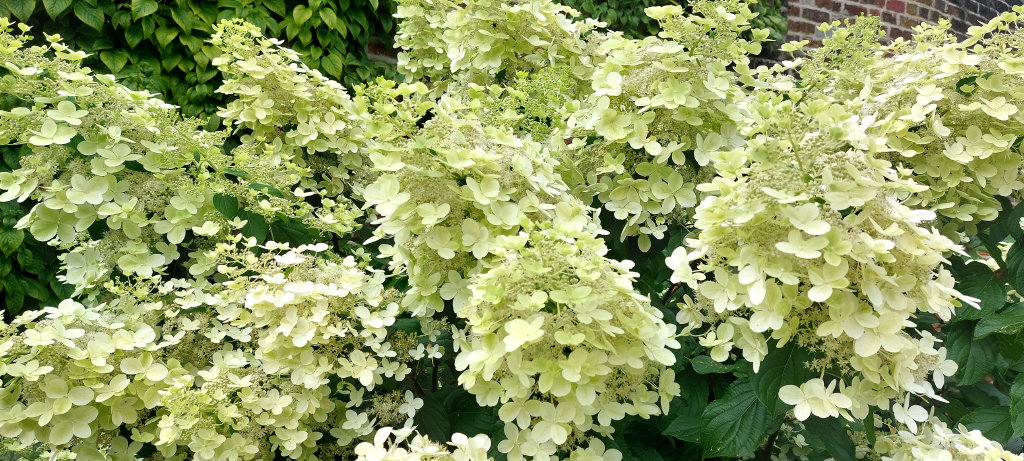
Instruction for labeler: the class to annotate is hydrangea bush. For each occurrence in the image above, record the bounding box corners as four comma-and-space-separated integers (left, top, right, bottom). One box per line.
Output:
1, 1, 1024, 460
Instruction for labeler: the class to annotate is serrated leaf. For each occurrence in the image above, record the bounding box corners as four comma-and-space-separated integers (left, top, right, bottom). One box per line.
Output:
72, 3, 103, 31
662, 370, 709, 443
239, 211, 268, 243
751, 341, 816, 416
700, 380, 776, 458
954, 262, 1007, 319
1006, 242, 1024, 293
947, 322, 997, 386
961, 406, 1013, 444
1011, 376, 1024, 437
801, 417, 856, 461
42, 0, 71, 18
131, 0, 158, 19
269, 219, 314, 245
976, 303, 1024, 338
8, 0, 36, 21
100, 51, 129, 74
0, 229, 23, 256
212, 194, 239, 219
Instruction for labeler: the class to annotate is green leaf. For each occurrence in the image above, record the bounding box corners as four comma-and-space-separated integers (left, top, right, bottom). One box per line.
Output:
320, 53, 345, 77
292, 5, 312, 25
124, 24, 145, 48
414, 387, 459, 442
131, 0, 158, 19
751, 341, 816, 416
1006, 242, 1024, 293
0, 228, 23, 256
953, 262, 1006, 319
170, 7, 193, 33
1011, 376, 1024, 437
662, 370, 709, 443
319, 8, 338, 29
248, 183, 284, 198
99, 51, 130, 74
975, 303, 1024, 338
801, 417, 856, 461
155, 28, 179, 48
8, 0, 36, 21
239, 211, 268, 243
961, 406, 1013, 444
946, 322, 997, 386
447, 389, 500, 437
41, 0, 71, 18
213, 194, 239, 218
699, 380, 776, 458
263, 0, 286, 16
269, 219, 314, 245
4, 276, 25, 312
71, 2, 102, 30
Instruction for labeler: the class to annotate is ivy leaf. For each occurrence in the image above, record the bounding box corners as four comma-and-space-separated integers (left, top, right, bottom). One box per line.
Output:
0, 228, 23, 256
293, 5, 313, 25
320, 53, 344, 77
699, 380, 777, 458
975, 303, 1024, 338
961, 407, 1013, 444
42, 0, 71, 18
155, 28, 179, 48
8, 0, 36, 21
131, 0, 158, 19
100, 51, 130, 74
170, 7, 193, 33
751, 341, 816, 416
319, 8, 338, 29
946, 322, 997, 386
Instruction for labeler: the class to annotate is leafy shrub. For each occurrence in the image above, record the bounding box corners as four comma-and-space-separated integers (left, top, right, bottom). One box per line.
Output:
559, 0, 787, 53
0, 1, 1023, 461
0, 0, 396, 120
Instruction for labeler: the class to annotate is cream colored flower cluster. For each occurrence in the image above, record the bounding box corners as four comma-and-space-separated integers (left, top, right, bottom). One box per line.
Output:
668, 83, 971, 418
456, 225, 678, 458
875, 417, 1021, 461
0, 20, 360, 293
783, 14, 1024, 231
358, 76, 681, 457
0, 238, 430, 460
562, 2, 763, 249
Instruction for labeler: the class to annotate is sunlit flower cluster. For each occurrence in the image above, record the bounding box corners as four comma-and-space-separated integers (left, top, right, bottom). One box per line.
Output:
668, 65, 973, 419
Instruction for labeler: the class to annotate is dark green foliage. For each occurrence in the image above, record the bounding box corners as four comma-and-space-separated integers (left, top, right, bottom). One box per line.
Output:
0, 0, 397, 123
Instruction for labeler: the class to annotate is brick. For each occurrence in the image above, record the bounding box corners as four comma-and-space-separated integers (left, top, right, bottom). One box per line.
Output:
907, 3, 919, 15
805, 8, 832, 22
845, 4, 868, 15
886, 0, 907, 13
814, 0, 838, 11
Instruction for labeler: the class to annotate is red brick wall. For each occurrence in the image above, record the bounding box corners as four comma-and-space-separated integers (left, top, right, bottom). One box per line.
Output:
785, 0, 1021, 46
